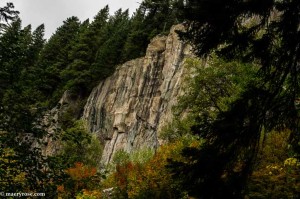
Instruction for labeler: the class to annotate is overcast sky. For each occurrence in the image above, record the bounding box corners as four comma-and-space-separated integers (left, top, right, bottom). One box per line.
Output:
1, 0, 140, 39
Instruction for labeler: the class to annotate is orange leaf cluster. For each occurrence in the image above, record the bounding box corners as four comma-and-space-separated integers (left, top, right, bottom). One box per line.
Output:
104, 139, 202, 198
65, 162, 97, 181
57, 185, 65, 193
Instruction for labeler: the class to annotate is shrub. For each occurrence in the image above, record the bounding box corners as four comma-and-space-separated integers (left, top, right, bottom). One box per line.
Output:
57, 162, 101, 198
102, 137, 201, 198
246, 130, 300, 198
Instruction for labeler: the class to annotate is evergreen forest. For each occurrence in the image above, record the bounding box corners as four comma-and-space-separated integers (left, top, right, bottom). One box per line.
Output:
0, 0, 299, 198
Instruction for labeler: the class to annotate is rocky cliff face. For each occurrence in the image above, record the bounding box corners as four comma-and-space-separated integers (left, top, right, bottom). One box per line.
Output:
82, 24, 192, 164
42, 91, 82, 156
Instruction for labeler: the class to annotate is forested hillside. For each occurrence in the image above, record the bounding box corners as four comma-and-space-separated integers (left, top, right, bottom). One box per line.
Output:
0, 0, 299, 198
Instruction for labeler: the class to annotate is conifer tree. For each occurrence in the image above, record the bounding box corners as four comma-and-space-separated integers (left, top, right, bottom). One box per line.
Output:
121, 7, 149, 61
37, 16, 81, 103
0, 16, 56, 194
91, 9, 130, 81
169, 0, 300, 198
61, 6, 110, 94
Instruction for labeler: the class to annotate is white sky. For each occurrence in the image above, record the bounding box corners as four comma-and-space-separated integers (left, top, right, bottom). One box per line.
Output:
1, 0, 140, 38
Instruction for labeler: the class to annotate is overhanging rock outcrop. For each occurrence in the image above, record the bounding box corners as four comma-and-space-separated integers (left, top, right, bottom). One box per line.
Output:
82, 24, 192, 164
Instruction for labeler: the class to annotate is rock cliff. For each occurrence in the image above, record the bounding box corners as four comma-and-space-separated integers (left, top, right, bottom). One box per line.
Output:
82, 24, 192, 164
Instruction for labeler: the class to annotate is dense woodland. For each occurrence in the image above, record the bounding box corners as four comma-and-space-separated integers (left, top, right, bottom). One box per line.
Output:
0, 0, 299, 198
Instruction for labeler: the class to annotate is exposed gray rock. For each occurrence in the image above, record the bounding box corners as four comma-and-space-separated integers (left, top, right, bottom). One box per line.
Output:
82, 24, 192, 164
42, 90, 81, 156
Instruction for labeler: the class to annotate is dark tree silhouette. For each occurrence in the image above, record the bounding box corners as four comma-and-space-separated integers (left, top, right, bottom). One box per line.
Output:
169, 0, 300, 198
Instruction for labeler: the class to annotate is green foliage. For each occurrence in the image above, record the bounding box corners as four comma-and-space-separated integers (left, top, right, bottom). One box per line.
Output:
112, 147, 155, 167
37, 16, 82, 104
42, 2, 183, 104
0, 13, 58, 194
181, 57, 257, 111
179, 56, 258, 129
121, 0, 184, 61
112, 150, 131, 166
161, 56, 258, 142
59, 120, 103, 168
168, 1, 300, 197
90, 9, 130, 83
166, 57, 268, 198
54, 121, 103, 198
34, 2, 182, 111
140, 0, 184, 35
104, 138, 201, 199
130, 148, 155, 165
246, 130, 300, 198
60, 6, 110, 94
0, 19, 31, 92
58, 96, 86, 130
181, 0, 300, 149
159, 117, 198, 142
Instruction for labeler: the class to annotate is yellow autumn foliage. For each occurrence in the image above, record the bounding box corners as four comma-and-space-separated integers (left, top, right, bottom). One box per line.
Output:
103, 137, 201, 198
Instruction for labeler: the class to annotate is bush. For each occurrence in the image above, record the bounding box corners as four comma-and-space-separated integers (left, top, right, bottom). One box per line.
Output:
102, 137, 201, 198
55, 120, 104, 198
246, 130, 300, 198
57, 162, 101, 198
59, 120, 103, 168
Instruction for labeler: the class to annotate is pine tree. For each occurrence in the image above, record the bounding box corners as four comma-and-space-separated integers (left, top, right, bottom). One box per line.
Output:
61, 6, 110, 95
91, 9, 130, 82
0, 17, 56, 194
37, 16, 81, 103
0, 19, 23, 92
169, 0, 300, 198
121, 7, 149, 61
